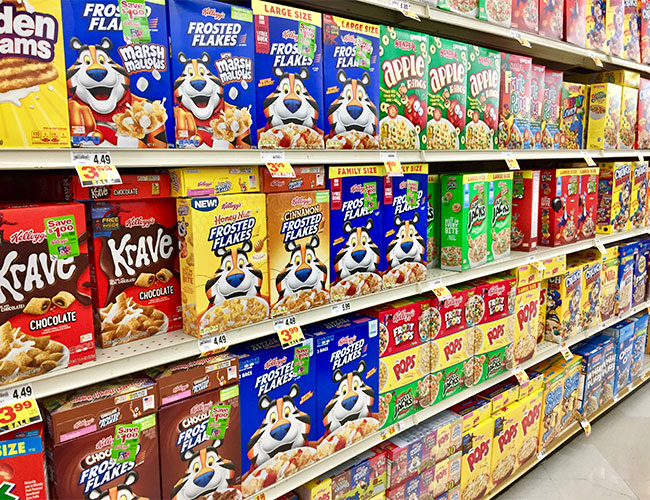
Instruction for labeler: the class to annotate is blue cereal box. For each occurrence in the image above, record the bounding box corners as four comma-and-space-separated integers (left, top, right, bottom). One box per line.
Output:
168, 0, 256, 149
382, 163, 429, 288
61, 0, 174, 148
329, 166, 384, 302
252, 0, 324, 149
322, 15, 380, 150
234, 337, 317, 497
305, 314, 380, 456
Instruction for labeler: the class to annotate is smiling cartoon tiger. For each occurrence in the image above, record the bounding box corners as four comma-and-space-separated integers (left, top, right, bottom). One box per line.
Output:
333, 219, 380, 280
276, 235, 328, 299
205, 241, 263, 307
86, 472, 148, 500
386, 213, 425, 269
328, 70, 378, 137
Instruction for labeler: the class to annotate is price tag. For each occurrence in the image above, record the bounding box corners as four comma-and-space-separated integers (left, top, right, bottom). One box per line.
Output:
380, 152, 403, 176
613, 393, 621, 403
391, 0, 420, 19
198, 333, 228, 357
537, 449, 547, 461
111, 423, 140, 463
638, 154, 645, 163
584, 154, 596, 167
254, 494, 266, 500
274, 316, 304, 349
332, 301, 352, 315
262, 151, 295, 178
74, 164, 122, 187
559, 342, 574, 361
580, 418, 592, 436
502, 152, 520, 170
592, 56, 603, 67
380, 421, 402, 440
0, 398, 41, 436
0, 384, 33, 405
512, 366, 530, 385
432, 285, 452, 301
510, 30, 532, 48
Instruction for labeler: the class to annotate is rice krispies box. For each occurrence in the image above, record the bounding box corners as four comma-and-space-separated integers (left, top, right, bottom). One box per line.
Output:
511, 170, 540, 252
498, 54, 532, 150
596, 161, 632, 234
252, 0, 324, 149
329, 166, 383, 302
527, 65, 544, 150
378, 26, 429, 150
487, 172, 513, 262
564, 0, 586, 46
463, 46, 500, 151
460, 418, 493, 500
323, 15, 380, 150
586, 83, 622, 149
587, 0, 607, 51
539, 168, 581, 247
61, 0, 174, 148
0, 423, 48, 499
630, 161, 648, 227
427, 37, 468, 151
560, 82, 587, 149
540, 70, 563, 149
167, 0, 255, 149
539, 0, 564, 38
267, 190, 330, 317
177, 194, 269, 337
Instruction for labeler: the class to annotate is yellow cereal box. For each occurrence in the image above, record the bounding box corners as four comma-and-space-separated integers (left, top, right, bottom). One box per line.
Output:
519, 370, 544, 399
620, 86, 639, 149
516, 388, 542, 465
473, 316, 515, 384
592, 70, 641, 88
176, 194, 269, 337
170, 167, 260, 197
431, 330, 474, 404
432, 456, 449, 497
568, 255, 602, 329
379, 342, 431, 393
586, 83, 623, 149
460, 418, 493, 500
513, 282, 540, 365
490, 401, 523, 488
545, 264, 583, 343
0, 0, 70, 147
267, 191, 330, 317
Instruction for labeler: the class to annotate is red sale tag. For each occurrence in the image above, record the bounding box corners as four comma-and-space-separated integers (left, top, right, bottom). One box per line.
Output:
265, 161, 295, 178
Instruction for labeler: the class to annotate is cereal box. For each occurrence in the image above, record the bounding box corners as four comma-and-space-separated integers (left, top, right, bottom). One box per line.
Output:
0, 424, 47, 500
367, 300, 424, 358
382, 164, 428, 286
379, 342, 431, 395
428, 174, 441, 268
438, 0, 479, 16
586, 83, 622, 149
539, 0, 564, 37
487, 172, 513, 262
606, 0, 625, 55
379, 26, 428, 150
427, 38, 468, 150
540, 69, 563, 149
555, 356, 582, 431
624, 0, 641, 60
261, 166, 325, 193
177, 194, 269, 337
516, 389, 542, 465
170, 167, 260, 196
440, 173, 489, 271
473, 317, 515, 384
617, 241, 637, 315
469, 275, 515, 325
463, 46, 500, 150
379, 377, 427, 429
631, 161, 648, 227
252, 0, 324, 149
490, 402, 522, 487
479, 0, 512, 25
538, 367, 565, 449
596, 161, 632, 234
601, 246, 619, 320
329, 166, 383, 301
513, 281, 540, 364
0, 0, 70, 148
641, 0, 650, 63
589, 336, 615, 404
538, 280, 548, 343
460, 418, 493, 500
451, 397, 492, 432
323, 15, 380, 150
539, 168, 581, 247
62, 0, 173, 148
499, 53, 532, 150
587, 0, 608, 51
512, 170, 540, 251
430, 330, 474, 404
579, 257, 602, 329
572, 341, 604, 415
560, 82, 587, 149
633, 240, 649, 306
430, 288, 469, 339
604, 320, 635, 394
512, 0, 539, 31
267, 190, 330, 316
578, 167, 599, 239
630, 313, 648, 381
527, 64, 545, 150
478, 380, 520, 414
233, 337, 317, 496
620, 86, 639, 149
565, 0, 587, 45
545, 265, 583, 343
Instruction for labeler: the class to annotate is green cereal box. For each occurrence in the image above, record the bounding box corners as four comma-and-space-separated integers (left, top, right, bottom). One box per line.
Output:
427, 37, 468, 150
379, 26, 429, 150
463, 46, 500, 150
440, 173, 489, 271
379, 377, 427, 429
478, 0, 512, 25
428, 174, 441, 268
487, 172, 513, 262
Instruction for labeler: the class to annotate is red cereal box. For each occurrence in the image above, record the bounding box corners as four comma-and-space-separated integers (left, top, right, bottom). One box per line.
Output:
641, 0, 650, 63
431, 287, 470, 338
624, 0, 641, 61
512, 0, 539, 32
637, 78, 650, 148
527, 64, 545, 150
539, 168, 581, 247
541, 70, 563, 149
499, 53, 532, 150
606, 0, 625, 56
365, 299, 424, 357
468, 276, 515, 325
512, 170, 541, 252
260, 166, 325, 192
0, 423, 47, 500
565, 0, 587, 45
578, 167, 599, 240
540, 0, 564, 38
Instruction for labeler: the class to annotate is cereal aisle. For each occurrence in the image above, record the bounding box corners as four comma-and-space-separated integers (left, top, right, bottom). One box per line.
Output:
3, 0, 650, 499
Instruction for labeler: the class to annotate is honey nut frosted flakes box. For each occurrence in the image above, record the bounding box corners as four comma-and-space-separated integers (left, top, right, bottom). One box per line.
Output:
513, 281, 540, 365
539, 168, 580, 247
487, 172, 513, 262
587, 0, 608, 51
498, 53, 532, 150
267, 191, 330, 317
606, 0, 625, 56
512, 170, 540, 252
0, 0, 70, 148
619, 86, 639, 149
641, 0, 650, 64
636, 78, 650, 148
596, 161, 632, 234
329, 166, 383, 302
559, 82, 587, 149
631, 161, 648, 227
438, 0, 479, 17
382, 164, 428, 287
624, 0, 641, 61
545, 265, 583, 343
511, 0, 539, 31
427, 38, 468, 151
463, 46, 500, 151
539, 0, 564, 38
564, 0, 587, 46
427, 174, 441, 268
176, 193, 269, 337
516, 389, 542, 466
586, 83, 622, 149
167, 0, 255, 149
526, 64, 544, 150
479, 0, 512, 25
61, 0, 174, 148
252, 0, 324, 149
490, 402, 522, 488
378, 26, 428, 150
323, 15, 380, 150
540, 69, 562, 149
577, 166, 598, 240
460, 418, 493, 500
170, 167, 260, 196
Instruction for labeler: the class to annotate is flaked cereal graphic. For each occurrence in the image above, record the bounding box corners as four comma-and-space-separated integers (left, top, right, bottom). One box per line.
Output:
100, 293, 167, 346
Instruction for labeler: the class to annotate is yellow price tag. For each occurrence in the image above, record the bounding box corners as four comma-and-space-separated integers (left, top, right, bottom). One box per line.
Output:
198, 333, 229, 357
384, 160, 403, 177
592, 56, 603, 67
254, 494, 266, 500
512, 366, 529, 385
75, 164, 122, 187
502, 152, 520, 170
380, 422, 399, 441
580, 418, 592, 436
265, 161, 295, 178
0, 398, 41, 435
559, 342, 573, 361
274, 316, 304, 349
432, 285, 451, 301
510, 30, 532, 48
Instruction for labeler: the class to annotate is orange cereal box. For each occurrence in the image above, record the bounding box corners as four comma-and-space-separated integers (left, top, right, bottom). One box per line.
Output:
460, 418, 493, 500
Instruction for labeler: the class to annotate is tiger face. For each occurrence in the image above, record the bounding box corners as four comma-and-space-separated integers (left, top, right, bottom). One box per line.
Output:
333, 219, 380, 280
323, 360, 374, 434
328, 70, 377, 136
263, 67, 319, 128
67, 37, 128, 115
386, 213, 425, 269
205, 241, 262, 307
171, 441, 236, 500
276, 235, 327, 298
86, 471, 147, 500
174, 52, 224, 121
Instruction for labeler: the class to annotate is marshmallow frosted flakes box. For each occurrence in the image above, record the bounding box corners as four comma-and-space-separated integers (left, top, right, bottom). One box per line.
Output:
252, 0, 324, 149
61, 0, 174, 148
168, 0, 255, 149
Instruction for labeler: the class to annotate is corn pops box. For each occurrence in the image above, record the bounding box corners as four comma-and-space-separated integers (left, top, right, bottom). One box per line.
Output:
428, 174, 441, 268
624, 0, 641, 61
565, 0, 587, 46
619, 86, 639, 149
606, 0, 625, 56
252, 0, 324, 149
516, 389, 542, 465
512, 0, 539, 31
586, 83, 622, 149
641, 0, 650, 63
61, 0, 174, 148
379, 26, 428, 150
478, 0, 512, 25
539, 0, 564, 38
577, 167, 598, 239
596, 161, 632, 234
527, 64, 545, 150
560, 82, 587, 149
460, 418, 493, 500
499, 53, 532, 150
637, 78, 650, 148
540, 70, 562, 149
323, 15, 380, 150
587, 0, 608, 51
545, 265, 582, 343
513, 281, 540, 364
463, 46, 500, 150
427, 37, 467, 150
490, 402, 521, 487
487, 172, 513, 262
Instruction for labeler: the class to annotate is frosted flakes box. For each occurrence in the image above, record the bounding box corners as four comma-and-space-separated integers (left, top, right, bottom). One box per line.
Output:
511, 170, 540, 251
624, 0, 641, 61
427, 174, 441, 268
378, 26, 428, 150
61, 0, 173, 148
596, 161, 632, 234
606, 0, 624, 56
460, 418, 493, 500
545, 265, 583, 343
479, 0, 512, 25
587, 0, 607, 51
427, 37, 468, 150
637, 78, 650, 148
512, 0, 539, 31
586, 82, 622, 149
620, 86, 639, 149
540, 69, 562, 149
630, 161, 648, 227
463, 46, 500, 150
565, 0, 587, 46
498, 53, 532, 150
329, 166, 383, 302
252, 0, 324, 149
539, 0, 564, 38
487, 172, 513, 262
559, 82, 587, 149
438, 0, 479, 17
170, 166, 260, 196
168, 0, 255, 149
323, 15, 380, 150
176, 194, 269, 337
267, 191, 330, 317
539, 168, 581, 247
526, 64, 544, 150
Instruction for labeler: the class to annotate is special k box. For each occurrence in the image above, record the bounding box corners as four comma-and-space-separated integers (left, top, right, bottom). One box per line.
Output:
0, 202, 95, 385
0, 0, 70, 148
168, 0, 255, 149
61, 0, 174, 148
252, 0, 324, 149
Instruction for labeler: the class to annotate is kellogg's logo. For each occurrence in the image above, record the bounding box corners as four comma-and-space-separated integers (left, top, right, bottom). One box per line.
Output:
201, 7, 225, 20
221, 200, 243, 210
350, 183, 364, 194
282, 29, 298, 41
338, 335, 357, 346
124, 216, 156, 229
264, 357, 287, 370
8, 229, 46, 245
393, 308, 416, 323
190, 401, 212, 416
290, 196, 313, 207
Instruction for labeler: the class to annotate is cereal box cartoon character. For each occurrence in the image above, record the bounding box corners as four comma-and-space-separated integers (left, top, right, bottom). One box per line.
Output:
253, 0, 324, 149
640, 0, 650, 64
560, 82, 587, 149
498, 54, 532, 150
587, 0, 607, 51
87, 471, 148, 500
61, 0, 174, 148
168, 0, 255, 149
540, 69, 562, 149
323, 15, 380, 150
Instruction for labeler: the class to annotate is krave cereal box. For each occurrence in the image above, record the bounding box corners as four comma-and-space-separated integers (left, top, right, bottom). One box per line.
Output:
463, 46, 500, 150
253, 0, 324, 149
323, 15, 380, 150
167, 0, 255, 149
499, 53, 532, 150
61, 0, 174, 147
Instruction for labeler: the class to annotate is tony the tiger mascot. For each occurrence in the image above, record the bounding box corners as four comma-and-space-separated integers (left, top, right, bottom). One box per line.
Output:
276, 235, 327, 299
86, 472, 148, 500
386, 213, 425, 269
205, 241, 263, 307
333, 219, 380, 280
171, 441, 239, 500
327, 70, 378, 137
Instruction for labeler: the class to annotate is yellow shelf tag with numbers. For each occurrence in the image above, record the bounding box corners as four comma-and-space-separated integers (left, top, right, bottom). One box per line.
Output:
0, 398, 41, 435
274, 316, 304, 349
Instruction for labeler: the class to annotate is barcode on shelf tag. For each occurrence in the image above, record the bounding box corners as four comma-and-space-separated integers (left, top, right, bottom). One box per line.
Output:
198, 333, 228, 356
580, 418, 592, 436
583, 154, 596, 167
512, 366, 529, 385
501, 152, 520, 170
509, 30, 531, 47
71, 150, 113, 167
559, 342, 573, 361
273, 316, 304, 349
332, 301, 352, 315
537, 449, 547, 461
0, 384, 33, 405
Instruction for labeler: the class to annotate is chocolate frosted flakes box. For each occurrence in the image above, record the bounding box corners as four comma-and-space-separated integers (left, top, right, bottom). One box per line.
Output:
168, 0, 255, 149
253, 0, 324, 149
323, 15, 380, 150
61, 0, 174, 148
463, 46, 500, 150
0, 0, 70, 148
